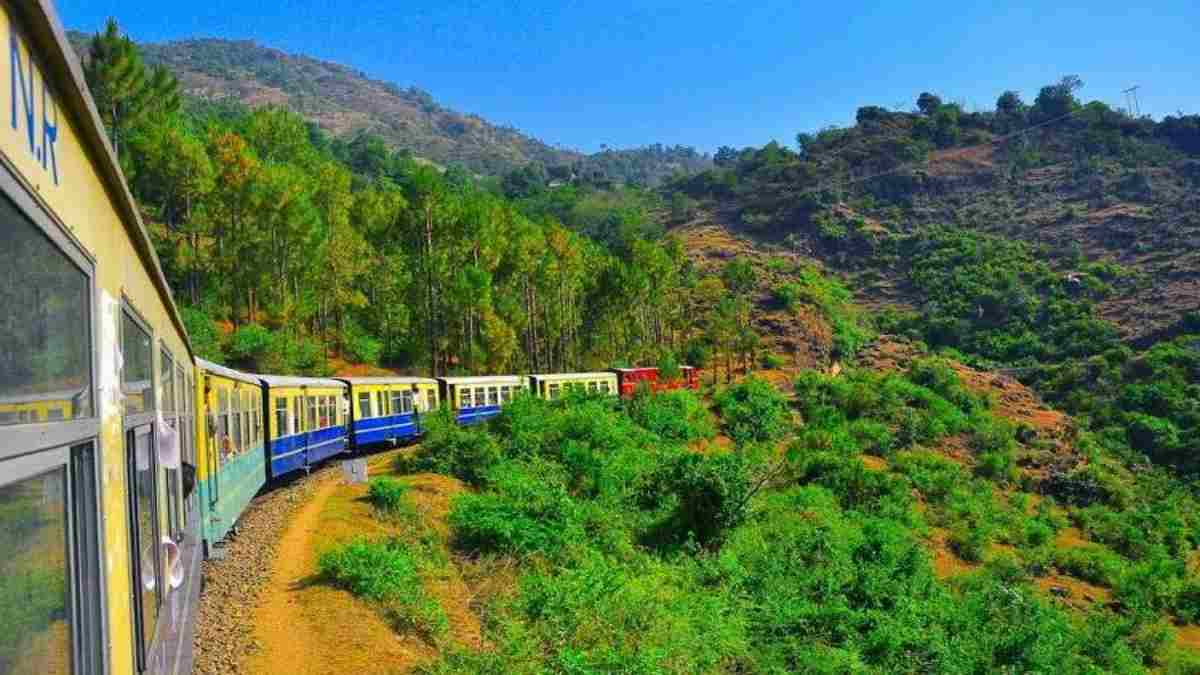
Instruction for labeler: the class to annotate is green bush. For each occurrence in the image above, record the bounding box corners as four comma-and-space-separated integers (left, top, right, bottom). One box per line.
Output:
405, 408, 503, 486
317, 538, 447, 640
346, 329, 383, 366
366, 478, 412, 516
714, 377, 790, 445
449, 460, 583, 556
760, 352, 786, 369
773, 282, 803, 312
626, 389, 714, 443
661, 451, 753, 547
1052, 545, 1126, 586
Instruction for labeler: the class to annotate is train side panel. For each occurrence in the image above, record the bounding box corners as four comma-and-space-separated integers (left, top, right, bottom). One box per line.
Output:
439, 376, 525, 425
0, 4, 200, 674
345, 379, 439, 449
263, 381, 349, 479
194, 363, 266, 551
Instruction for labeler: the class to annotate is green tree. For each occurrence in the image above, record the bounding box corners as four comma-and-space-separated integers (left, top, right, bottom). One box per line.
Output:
83, 18, 180, 156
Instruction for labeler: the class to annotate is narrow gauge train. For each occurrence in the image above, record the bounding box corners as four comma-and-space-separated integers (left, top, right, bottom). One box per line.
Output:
0, 2, 699, 672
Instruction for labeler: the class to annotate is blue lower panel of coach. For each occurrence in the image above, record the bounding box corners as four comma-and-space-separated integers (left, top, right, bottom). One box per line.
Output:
353, 413, 420, 446
268, 425, 348, 478
307, 426, 347, 464
456, 405, 501, 426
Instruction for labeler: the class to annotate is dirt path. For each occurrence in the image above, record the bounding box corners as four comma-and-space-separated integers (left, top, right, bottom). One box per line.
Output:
243, 452, 480, 674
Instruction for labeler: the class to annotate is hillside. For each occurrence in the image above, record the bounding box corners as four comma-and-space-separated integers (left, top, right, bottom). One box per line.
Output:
670, 87, 1200, 342
67, 32, 710, 182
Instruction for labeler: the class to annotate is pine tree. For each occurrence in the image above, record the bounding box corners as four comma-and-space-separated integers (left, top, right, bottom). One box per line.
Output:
83, 18, 180, 156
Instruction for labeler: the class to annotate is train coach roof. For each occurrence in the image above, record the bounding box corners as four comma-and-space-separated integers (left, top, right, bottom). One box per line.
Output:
197, 359, 262, 386
438, 375, 525, 385
256, 374, 347, 389
530, 372, 617, 381
338, 376, 437, 385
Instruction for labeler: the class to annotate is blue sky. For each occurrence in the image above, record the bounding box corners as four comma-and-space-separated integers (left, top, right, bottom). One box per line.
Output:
59, 0, 1200, 154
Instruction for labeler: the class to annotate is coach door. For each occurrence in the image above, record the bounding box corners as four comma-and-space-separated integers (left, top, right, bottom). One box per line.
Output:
303, 388, 316, 469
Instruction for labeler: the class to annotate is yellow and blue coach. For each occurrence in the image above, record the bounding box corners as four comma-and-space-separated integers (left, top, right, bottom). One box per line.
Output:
195, 359, 265, 553
0, 2, 201, 673
260, 375, 349, 479
339, 376, 438, 449
437, 375, 526, 425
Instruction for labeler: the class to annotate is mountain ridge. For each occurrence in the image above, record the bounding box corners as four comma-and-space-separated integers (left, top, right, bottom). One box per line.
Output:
67, 31, 711, 182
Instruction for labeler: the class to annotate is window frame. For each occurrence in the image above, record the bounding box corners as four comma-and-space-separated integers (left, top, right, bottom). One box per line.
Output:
293, 395, 304, 434
275, 396, 289, 437
120, 302, 156, 423
0, 172, 98, 436
1, 441, 106, 674
124, 422, 161, 671
0, 161, 110, 674
358, 392, 372, 419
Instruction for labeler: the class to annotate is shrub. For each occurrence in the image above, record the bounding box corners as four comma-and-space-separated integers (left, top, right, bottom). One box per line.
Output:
367, 478, 412, 517
405, 408, 502, 486
449, 460, 583, 556
317, 538, 447, 640
626, 389, 714, 443
773, 282, 803, 312
1052, 545, 1126, 586
346, 330, 383, 366
662, 451, 753, 547
847, 418, 893, 456
760, 352, 786, 369
714, 377, 790, 445
509, 553, 750, 673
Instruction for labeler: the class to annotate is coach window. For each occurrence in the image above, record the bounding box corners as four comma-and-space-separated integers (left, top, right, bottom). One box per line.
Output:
122, 310, 154, 416
392, 390, 406, 414
358, 392, 371, 419
126, 423, 161, 669
275, 397, 289, 437
161, 347, 183, 540
460, 387, 473, 409
549, 383, 561, 400
242, 390, 251, 451
0, 186, 104, 673
217, 389, 231, 460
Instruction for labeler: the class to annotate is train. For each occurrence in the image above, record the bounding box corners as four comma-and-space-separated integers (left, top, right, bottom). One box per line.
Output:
0, 7, 699, 672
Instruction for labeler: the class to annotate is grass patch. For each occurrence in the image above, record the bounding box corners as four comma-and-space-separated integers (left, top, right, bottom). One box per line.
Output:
318, 538, 448, 642
366, 477, 414, 518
